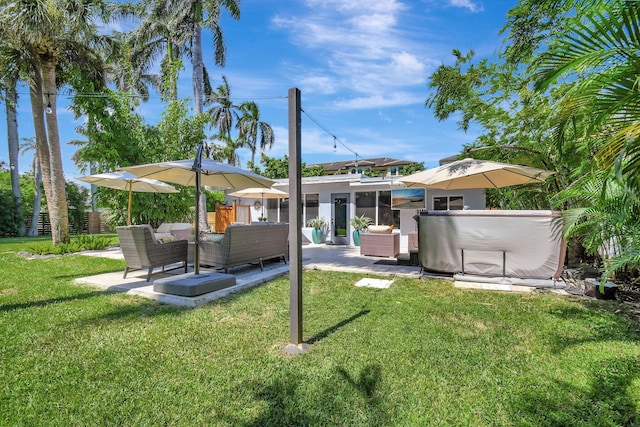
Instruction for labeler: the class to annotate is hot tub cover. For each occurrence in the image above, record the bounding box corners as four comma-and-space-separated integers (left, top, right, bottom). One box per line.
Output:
418, 210, 566, 280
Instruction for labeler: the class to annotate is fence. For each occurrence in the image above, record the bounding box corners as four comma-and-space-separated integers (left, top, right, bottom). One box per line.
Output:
22, 212, 111, 236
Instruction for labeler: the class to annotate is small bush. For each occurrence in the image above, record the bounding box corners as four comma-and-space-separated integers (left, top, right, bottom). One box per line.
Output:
74, 235, 113, 251
27, 235, 114, 255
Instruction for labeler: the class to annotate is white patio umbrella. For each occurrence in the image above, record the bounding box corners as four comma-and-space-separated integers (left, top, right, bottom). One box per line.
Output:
77, 171, 178, 226
120, 158, 274, 189
228, 187, 289, 218
120, 147, 274, 274
400, 158, 555, 190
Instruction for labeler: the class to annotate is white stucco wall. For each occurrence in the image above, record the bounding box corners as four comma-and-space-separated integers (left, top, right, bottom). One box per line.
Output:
238, 176, 487, 251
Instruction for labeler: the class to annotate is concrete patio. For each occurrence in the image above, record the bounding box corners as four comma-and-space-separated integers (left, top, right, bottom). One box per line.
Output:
74, 244, 425, 307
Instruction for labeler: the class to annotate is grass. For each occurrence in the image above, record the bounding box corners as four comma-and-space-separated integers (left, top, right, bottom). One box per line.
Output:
1, 237, 639, 425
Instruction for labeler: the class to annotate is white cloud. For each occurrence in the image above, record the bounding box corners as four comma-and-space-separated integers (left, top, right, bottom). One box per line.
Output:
271, 0, 433, 110
333, 91, 424, 110
448, 0, 483, 13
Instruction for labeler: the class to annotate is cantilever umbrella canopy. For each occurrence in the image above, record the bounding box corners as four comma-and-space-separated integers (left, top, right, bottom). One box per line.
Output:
400, 158, 555, 190
121, 155, 274, 274
120, 159, 274, 189
77, 171, 178, 226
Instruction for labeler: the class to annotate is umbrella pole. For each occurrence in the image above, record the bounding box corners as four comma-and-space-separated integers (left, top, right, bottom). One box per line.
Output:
193, 142, 204, 275
127, 183, 133, 226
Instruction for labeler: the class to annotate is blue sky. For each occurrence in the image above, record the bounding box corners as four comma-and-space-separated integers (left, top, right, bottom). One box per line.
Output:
0, 0, 515, 180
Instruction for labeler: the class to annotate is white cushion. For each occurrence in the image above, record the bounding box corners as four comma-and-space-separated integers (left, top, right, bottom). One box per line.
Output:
154, 232, 173, 241
368, 225, 392, 234
156, 223, 173, 233
170, 223, 191, 231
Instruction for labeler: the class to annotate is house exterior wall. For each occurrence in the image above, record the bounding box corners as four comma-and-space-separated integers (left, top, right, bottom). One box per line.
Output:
227, 176, 486, 252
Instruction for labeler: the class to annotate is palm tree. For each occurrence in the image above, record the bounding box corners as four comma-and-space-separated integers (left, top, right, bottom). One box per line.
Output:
129, 0, 239, 114
206, 75, 241, 164
534, 1, 640, 192
20, 137, 43, 237
533, 1, 640, 281
191, 0, 240, 114
0, 0, 111, 244
0, 56, 26, 236
127, 0, 191, 102
237, 101, 275, 166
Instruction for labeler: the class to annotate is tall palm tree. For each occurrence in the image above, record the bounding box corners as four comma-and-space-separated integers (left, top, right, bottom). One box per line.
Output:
206, 75, 241, 164
0, 54, 26, 236
20, 137, 43, 237
127, 0, 191, 102
191, 0, 239, 115
0, 0, 111, 244
237, 101, 275, 166
129, 0, 239, 114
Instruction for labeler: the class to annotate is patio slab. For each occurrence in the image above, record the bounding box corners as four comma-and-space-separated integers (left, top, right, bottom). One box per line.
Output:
74, 261, 289, 308
74, 244, 425, 307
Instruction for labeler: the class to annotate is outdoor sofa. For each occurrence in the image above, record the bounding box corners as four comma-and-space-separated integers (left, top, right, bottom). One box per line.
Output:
116, 225, 188, 281
196, 223, 289, 273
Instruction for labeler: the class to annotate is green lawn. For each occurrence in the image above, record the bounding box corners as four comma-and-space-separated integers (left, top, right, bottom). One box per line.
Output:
1, 237, 639, 426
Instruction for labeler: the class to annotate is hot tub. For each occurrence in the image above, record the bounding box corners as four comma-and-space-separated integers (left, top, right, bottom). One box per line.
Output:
418, 210, 566, 281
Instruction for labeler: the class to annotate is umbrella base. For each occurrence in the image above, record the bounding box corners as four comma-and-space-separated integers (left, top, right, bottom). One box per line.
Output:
153, 272, 236, 297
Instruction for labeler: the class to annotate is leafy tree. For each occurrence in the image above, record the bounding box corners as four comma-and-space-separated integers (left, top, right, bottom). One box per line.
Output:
425, 49, 568, 208
253, 154, 324, 179
71, 97, 202, 228
400, 162, 425, 175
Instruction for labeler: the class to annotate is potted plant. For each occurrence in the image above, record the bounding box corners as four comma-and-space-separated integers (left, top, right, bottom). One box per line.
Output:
350, 214, 373, 246
306, 217, 327, 244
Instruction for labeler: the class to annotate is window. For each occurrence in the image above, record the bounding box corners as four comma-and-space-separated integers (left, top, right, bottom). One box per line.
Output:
390, 166, 397, 176
304, 193, 319, 223
355, 191, 376, 220
279, 198, 289, 223
433, 196, 464, 210
378, 191, 400, 228
266, 198, 278, 220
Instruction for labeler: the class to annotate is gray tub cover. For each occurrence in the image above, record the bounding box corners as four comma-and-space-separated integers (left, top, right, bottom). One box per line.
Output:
418, 210, 566, 280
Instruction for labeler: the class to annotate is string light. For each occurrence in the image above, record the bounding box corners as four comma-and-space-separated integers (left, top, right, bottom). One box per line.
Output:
301, 108, 359, 163
45, 93, 52, 114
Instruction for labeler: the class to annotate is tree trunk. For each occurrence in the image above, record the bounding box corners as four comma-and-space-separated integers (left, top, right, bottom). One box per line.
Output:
192, 6, 204, 116
192, 10, 209, 233
29, 68, 56, 239
41, 60, 70, 243
28, 154, 43, 237
5, 85, 26, 236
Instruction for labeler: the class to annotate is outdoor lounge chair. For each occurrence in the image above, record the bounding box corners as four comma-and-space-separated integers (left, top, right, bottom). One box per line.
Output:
360, 230, 400, 258
116, 225, 188, 281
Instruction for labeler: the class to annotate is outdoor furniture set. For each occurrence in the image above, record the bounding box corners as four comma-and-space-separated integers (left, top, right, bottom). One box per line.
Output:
117, 222, 289, 282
